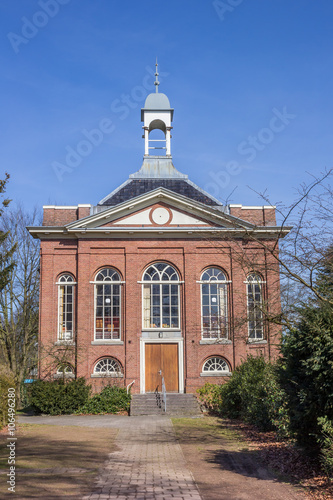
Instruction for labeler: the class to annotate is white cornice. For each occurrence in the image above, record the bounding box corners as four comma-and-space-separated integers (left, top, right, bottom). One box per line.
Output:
65, 188, 254, 231
27, 225, 292, 240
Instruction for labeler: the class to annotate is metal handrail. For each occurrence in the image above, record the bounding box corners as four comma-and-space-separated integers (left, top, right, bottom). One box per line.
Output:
161, 376, 167, 413
127, 380, 135, 394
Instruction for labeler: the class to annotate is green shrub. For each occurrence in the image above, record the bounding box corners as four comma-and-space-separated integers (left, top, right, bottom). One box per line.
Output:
77, 385, 131, 415
317, 416, 333, 479
280, 304, 333, 448
0, 369, 16, 429
197, 383, 223, 413
28, 378, 91, 415
220, 356, 289, 435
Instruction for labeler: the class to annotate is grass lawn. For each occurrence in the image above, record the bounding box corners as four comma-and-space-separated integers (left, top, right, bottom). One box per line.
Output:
0, 424, 118, 499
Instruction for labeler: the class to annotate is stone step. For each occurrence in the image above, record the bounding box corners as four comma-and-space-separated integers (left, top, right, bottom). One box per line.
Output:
130, 393, 202, 417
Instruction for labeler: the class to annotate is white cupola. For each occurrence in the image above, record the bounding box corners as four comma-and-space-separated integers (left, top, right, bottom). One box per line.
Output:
141, 61, 174, 157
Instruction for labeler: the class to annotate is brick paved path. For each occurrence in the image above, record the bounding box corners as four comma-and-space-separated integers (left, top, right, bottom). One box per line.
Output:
82, 417, 202, 500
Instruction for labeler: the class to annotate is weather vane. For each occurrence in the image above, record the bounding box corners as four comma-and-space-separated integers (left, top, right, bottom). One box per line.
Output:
154, 58, 160, 93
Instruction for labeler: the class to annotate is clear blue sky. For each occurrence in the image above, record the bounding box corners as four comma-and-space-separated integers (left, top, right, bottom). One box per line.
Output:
1, 0, 332, 213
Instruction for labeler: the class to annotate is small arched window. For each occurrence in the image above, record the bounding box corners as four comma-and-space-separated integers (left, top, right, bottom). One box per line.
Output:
57, 363, 74, 376
247, 273, 264, 340
200, 268, 228, 340
202, 356, 230, 374
142, 263, 180, 329
94, 268, 122, 341
57, 274, 75, 341
56, 364, 74, 378
93, 358, 123, 377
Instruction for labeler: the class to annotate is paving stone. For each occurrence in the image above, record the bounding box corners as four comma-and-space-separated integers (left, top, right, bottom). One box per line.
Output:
82, 417, 202, 500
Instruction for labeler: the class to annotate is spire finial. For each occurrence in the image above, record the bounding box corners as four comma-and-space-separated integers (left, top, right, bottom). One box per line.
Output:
154, 57, 160, 93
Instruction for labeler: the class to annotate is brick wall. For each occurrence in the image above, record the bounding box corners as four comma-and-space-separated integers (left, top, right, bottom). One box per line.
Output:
39, 235, 282, 393
229, 205, 276, 226
43, 205, 91, 226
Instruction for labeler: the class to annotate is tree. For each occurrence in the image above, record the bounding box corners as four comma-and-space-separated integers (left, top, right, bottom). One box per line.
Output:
210, 169, 333, 329
0, 204, 40, 386
0, 174, 16, 292
280, 249, 333, 448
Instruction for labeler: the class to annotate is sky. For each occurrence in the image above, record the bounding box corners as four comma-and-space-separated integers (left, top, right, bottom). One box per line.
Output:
1, 0, 332, 215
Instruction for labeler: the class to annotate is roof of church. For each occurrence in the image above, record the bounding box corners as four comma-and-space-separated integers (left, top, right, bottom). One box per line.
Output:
98, 178, 221, 207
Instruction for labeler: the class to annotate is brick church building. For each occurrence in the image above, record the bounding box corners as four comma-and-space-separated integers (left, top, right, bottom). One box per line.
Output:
29, 66, 288, 394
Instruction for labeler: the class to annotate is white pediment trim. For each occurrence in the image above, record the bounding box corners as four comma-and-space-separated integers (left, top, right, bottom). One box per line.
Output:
111, 207, 210, 226
65, 188, 254, 231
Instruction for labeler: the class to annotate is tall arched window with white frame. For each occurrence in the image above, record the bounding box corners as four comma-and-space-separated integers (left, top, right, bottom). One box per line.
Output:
142, 263, 180, 329
94, 268, 122, 341
57, 274, 75, 341
200, 267, 228, 340
246, 273, 264, 340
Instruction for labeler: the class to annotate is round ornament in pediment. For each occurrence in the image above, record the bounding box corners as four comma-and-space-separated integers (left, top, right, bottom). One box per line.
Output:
150, 206, 172, 225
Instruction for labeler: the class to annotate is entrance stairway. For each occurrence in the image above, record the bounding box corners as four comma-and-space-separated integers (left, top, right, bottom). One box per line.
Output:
130, 393, 202, 417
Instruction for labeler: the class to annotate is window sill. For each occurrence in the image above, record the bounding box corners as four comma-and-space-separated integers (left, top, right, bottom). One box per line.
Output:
91, 373, 123, 378
142, 328, 181, 331
200, 339, 232, 345
53, 373, 75, 379
200, 372, 231, 377
91, 341, 124, 345
247, 339, 267, 345
54, 341, 75, 346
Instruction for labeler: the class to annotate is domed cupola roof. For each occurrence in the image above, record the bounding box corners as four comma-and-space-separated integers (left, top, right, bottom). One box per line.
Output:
143, 92, 171, 110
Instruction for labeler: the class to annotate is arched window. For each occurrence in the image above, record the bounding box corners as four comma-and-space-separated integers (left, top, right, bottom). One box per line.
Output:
94, 268, 122, 341
93, 358, 123, 377
56, 364, 74, 378
57, 274, 75, 341
202, 356, 230, 374
142, 263, 180, 329
200, 268, 228, 339
247, 273, 264, 340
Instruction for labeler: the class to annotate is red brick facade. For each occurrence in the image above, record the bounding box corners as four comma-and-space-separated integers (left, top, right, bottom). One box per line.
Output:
35, 201, 283, 394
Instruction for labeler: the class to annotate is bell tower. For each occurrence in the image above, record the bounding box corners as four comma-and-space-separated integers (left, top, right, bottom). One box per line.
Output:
141, 60, 174, 157
130, 61, 187, 179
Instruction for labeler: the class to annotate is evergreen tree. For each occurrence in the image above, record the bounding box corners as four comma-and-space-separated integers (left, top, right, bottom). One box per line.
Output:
281, 248, 333, 448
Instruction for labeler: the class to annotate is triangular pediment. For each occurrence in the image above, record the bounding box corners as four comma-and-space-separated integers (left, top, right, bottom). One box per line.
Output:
100, 203, 212, 228
65, 188, 255, 232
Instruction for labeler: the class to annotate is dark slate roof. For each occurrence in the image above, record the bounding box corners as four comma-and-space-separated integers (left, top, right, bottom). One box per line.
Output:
98, 179, 220, 207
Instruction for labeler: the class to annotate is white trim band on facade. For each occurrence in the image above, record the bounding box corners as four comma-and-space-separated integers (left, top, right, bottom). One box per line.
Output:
200, 372, 232, 377
91, 373, 124, 378
43, 204, 92, 209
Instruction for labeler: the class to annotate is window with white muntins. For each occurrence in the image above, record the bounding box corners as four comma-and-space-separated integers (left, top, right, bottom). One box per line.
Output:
246, 273, 264, 340
202, 356, 231, 375
93, 358, 123, 377
94, 268, 122, 341
142, 263, 180, 329
200, 267, 228, 340
57, 274, 75, 341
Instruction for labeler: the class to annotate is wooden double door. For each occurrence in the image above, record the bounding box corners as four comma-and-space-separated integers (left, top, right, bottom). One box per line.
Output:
145, 343, 179, 393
